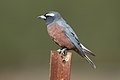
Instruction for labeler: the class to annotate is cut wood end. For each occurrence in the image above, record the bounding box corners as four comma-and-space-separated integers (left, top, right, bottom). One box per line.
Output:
50, 50, 72, 63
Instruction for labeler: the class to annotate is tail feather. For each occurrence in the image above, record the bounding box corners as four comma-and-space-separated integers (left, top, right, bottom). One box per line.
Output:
84, 54, 96, 69
80, 43, 95, 56
74, 43, 96, 69
83, 49, 95, 56
76, 49, 96, 69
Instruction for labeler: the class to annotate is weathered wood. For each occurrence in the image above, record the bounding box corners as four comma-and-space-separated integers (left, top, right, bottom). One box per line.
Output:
50, 50, 72, 80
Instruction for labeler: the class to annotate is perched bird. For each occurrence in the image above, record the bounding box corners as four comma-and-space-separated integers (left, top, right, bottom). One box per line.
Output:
37, 11, 96, 69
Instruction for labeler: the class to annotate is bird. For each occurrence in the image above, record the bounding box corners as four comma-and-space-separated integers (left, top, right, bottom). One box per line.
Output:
37, 11, 96, 69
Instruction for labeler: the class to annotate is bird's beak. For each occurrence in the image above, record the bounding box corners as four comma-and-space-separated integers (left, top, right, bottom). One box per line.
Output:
37, 15, 46, 20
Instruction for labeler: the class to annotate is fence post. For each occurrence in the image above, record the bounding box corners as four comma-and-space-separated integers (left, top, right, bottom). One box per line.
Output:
49, 50, 72, 80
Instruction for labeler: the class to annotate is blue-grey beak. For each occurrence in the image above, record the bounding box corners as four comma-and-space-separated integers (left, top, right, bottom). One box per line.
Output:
37, 15, 46, 20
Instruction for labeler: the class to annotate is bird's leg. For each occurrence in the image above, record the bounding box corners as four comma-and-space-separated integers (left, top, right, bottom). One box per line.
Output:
57, 48, 67, 56
61, 48, 67, 56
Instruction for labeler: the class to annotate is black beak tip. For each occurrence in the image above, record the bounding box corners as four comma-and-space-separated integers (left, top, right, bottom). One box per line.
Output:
37, 16, 41, 19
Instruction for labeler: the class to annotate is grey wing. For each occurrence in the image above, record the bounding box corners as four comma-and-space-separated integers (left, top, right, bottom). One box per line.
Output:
65, 24, 95, 56
63, 23, 85, 56
63, 23, 96, 69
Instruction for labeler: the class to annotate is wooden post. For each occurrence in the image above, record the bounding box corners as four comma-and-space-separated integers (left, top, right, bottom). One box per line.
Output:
50, 50, 72, 80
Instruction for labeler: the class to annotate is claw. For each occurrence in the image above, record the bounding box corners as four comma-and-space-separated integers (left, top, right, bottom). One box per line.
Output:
61, 48, 66, 55
57, 48, 67, 56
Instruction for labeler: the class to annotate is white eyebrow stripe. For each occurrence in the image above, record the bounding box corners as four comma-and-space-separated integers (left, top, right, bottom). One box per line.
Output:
46, 13, 55, 16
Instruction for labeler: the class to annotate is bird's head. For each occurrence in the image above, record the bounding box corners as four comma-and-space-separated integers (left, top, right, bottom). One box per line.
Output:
37, 11, 61, 25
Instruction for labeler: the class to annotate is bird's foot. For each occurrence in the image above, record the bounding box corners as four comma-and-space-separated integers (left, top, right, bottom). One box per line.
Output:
57, 49, 62, 53
57, 48, 67, 56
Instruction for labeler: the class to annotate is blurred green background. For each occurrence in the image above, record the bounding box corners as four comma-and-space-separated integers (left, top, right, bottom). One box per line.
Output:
0, 0, 120, 80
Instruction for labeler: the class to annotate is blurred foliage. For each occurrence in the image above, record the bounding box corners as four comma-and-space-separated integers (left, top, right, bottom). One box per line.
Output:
0, 0, 120, 79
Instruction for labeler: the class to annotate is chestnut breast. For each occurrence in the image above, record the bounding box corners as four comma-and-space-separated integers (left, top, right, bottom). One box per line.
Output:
47, 23, 74, 49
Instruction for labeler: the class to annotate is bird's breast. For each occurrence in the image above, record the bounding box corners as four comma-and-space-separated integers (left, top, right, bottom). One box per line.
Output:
47, 23, 74, 49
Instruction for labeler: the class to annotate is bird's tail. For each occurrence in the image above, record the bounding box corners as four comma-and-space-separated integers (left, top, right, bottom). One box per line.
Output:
84, 54, 96, 69
80, 43, 95, 56
75, 48, 96, 69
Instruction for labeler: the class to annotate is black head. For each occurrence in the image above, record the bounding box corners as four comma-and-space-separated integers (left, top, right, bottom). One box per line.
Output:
37, 11, 61, 25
